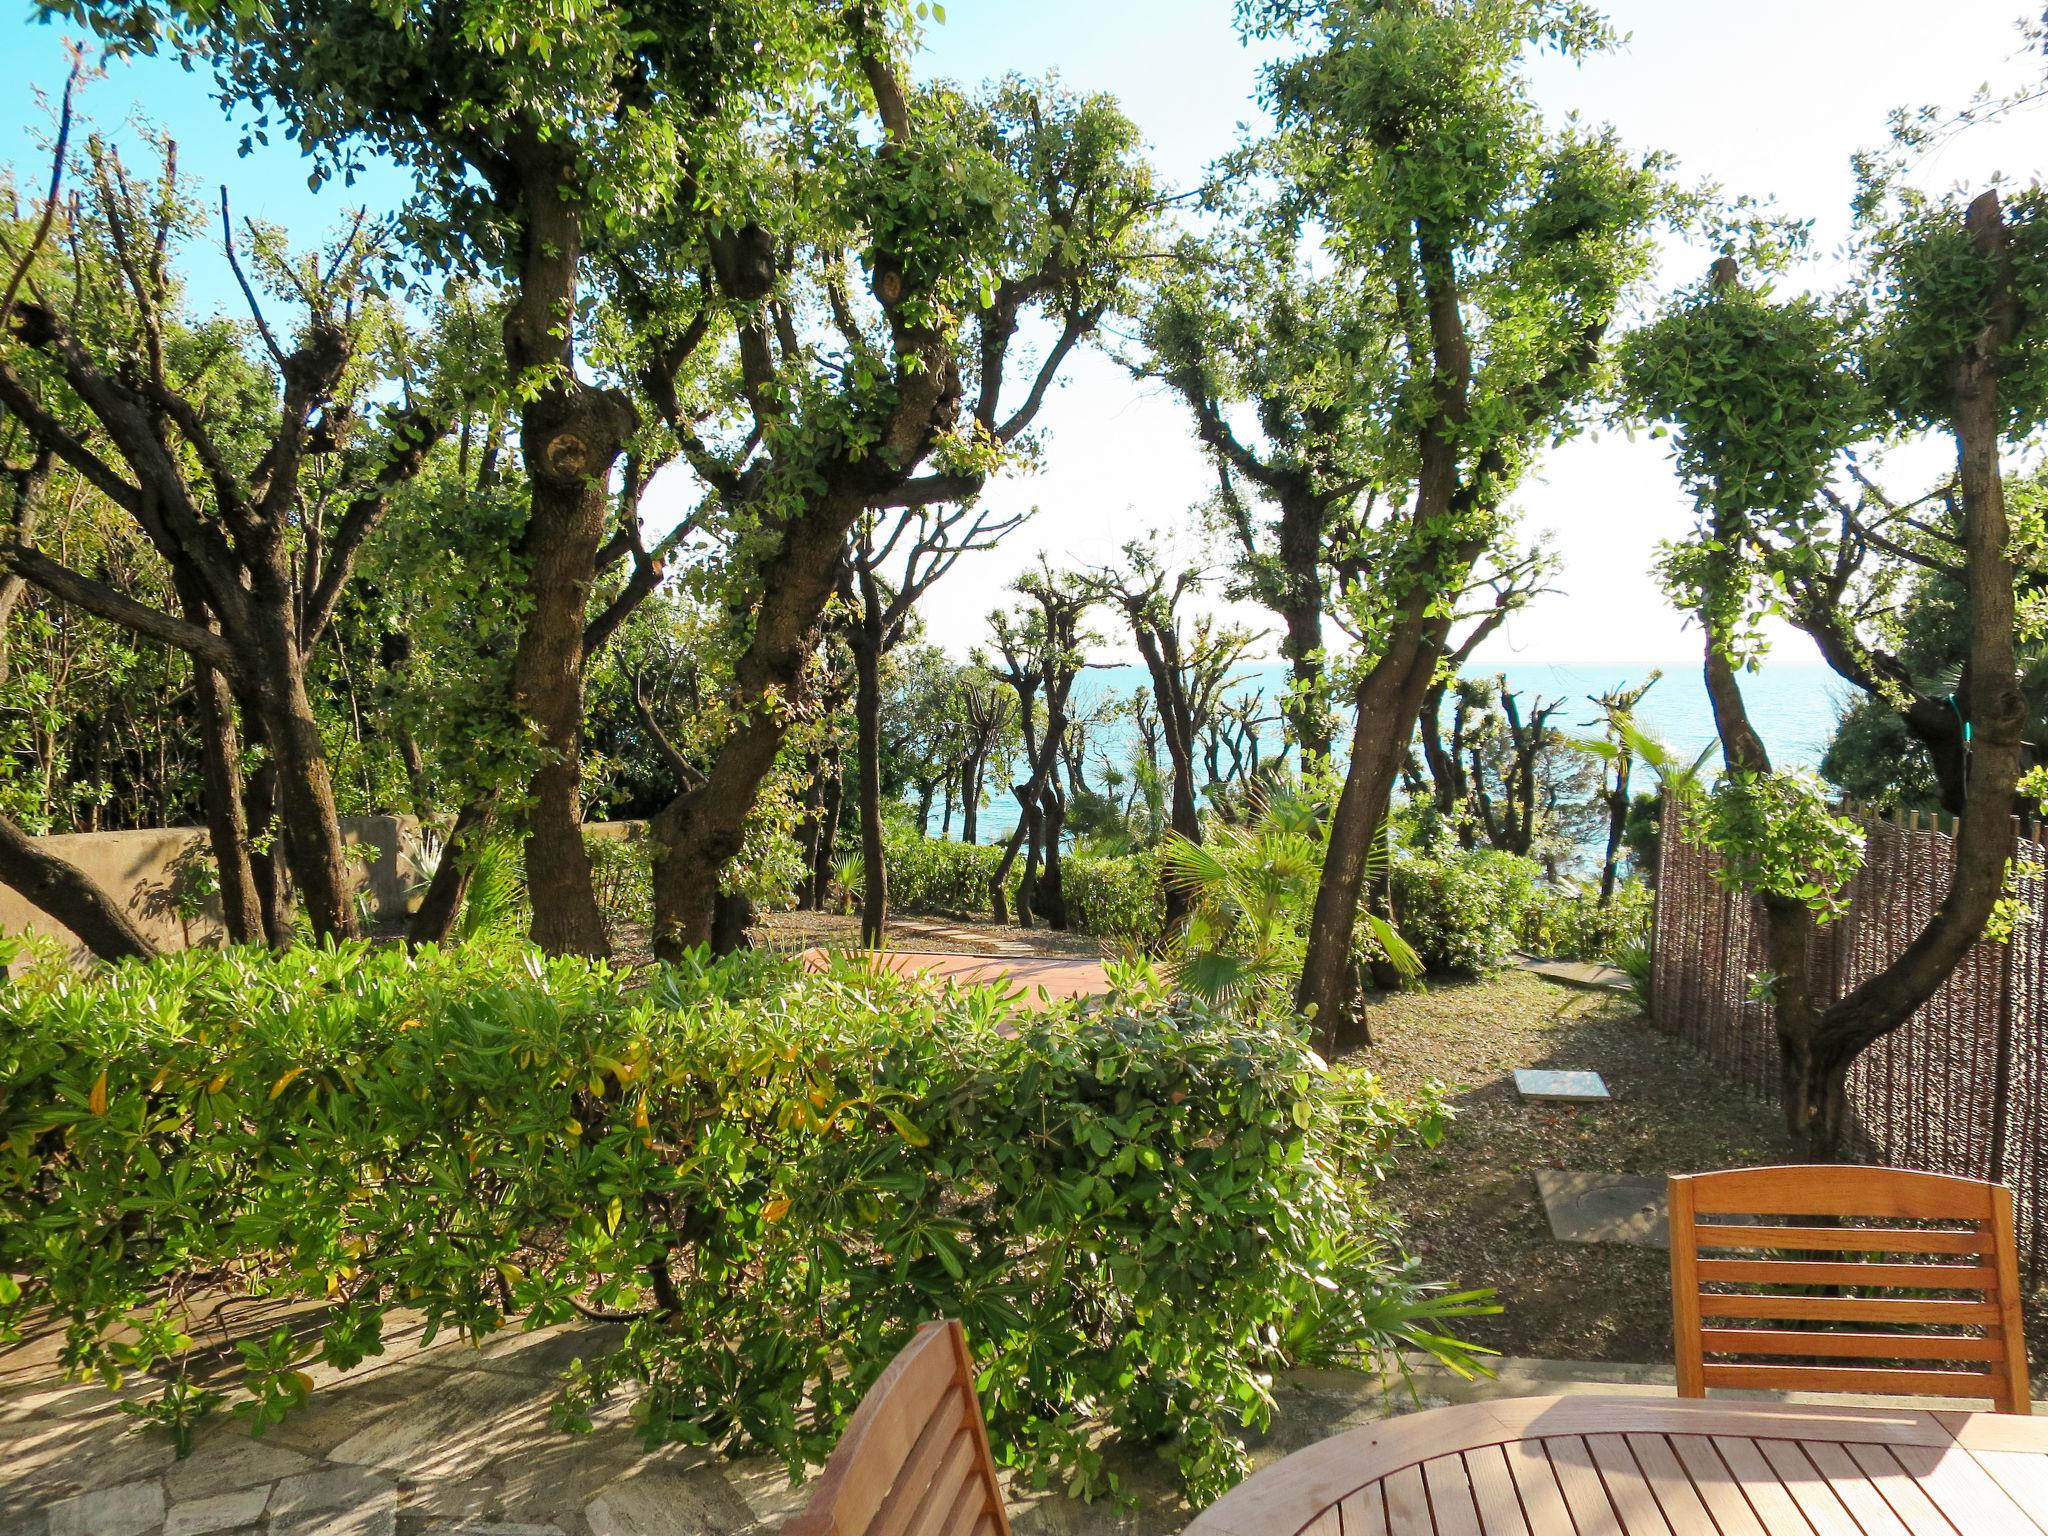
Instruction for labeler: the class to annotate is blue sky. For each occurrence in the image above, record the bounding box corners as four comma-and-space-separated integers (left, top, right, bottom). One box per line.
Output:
5, 1, 2045, 666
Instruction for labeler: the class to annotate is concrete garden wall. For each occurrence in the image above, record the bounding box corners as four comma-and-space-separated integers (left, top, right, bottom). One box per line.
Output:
0, 815, 429, 962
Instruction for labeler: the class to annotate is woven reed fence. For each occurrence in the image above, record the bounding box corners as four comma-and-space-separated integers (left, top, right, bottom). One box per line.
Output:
1651, 802, 2048, 1273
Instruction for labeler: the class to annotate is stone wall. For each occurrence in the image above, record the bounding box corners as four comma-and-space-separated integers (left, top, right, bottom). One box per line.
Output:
0, 815, 428, 962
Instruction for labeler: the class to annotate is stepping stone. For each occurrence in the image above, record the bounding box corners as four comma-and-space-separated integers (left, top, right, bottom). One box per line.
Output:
1535, 1170, 1668, 1248
1513, 1068, 1611, 1103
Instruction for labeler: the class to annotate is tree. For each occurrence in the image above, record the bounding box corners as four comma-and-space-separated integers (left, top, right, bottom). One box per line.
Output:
51, 0, 858, 956
602, 63, 1152, 956
1238, 0, 1668, 1044
1620, 182, 2044, 1155
984, 570, 1093, 927
846, 504, 1020, 946
954, 666, 1013, 846
0, 136, 447, 942
1090, 541, 1258, 924
1577, 674, 1663, 903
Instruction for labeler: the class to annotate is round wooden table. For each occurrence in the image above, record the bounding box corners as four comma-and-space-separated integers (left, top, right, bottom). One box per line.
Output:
1185, 1395, 2048, 1535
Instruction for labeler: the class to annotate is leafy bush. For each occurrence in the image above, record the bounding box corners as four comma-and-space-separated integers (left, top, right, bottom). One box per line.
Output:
1389, 847, 1541, 975
0, 943, 1487, 1503
1063, 848, 1166, 948
884, 830, 1005, 915
1516, 880, 1653, 964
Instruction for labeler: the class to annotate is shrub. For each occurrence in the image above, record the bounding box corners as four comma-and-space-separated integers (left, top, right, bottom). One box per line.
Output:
1516, 880, 1653, 964
1063, 847, 1166, 948
1389, 847, 1541, 975
883, 830, 1005, 915
0, 944, 1487, 1503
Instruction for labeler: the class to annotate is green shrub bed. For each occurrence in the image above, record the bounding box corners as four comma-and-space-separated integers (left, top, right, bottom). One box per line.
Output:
883, 830, 1166, 949
0, 943, 1485, 1501
1389, 847, 1541, 975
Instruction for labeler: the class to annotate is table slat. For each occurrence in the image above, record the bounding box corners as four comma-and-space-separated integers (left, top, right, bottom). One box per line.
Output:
1459, 1445, 1530, 1536
1586, 1435, 1675, 1535
1335, 1483, 1387, 1536
1707, 1436, 1821, 1536
1502, 1438, 1573, 1536
1666, 1436, 1771, 1536
1798, 1440, 1913, 1536
1546, 1437, 1627, 1535
1891, 1441, 2048, 1536
1755, 1436, 1865, 1536
1968, 1446, 2048, 1526
1425, 1453, 1484, 1536
1383, 1464, 1431, 1535
1841, 1443, 1967, 1536
1620, 1434, 1720, 1536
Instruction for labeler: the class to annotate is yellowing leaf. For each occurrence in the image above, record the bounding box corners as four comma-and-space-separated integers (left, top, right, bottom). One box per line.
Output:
269, 1067, 306, 1101
207, 1072, 229, 1094
879, 1105, 931, 1148
289, 1371, 315, 1398
632, 1101, 649, 1131
762, 1196, 791, 1224
88, 1071, 108, 1117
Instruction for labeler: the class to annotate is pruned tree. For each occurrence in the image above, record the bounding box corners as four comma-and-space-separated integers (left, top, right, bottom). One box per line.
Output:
1619, 182, 2043, 1155
1090, 540, 1259, 925
1237, 0, 1670, 1044
0, 135, 447, 943
984, 569, 1092, 927
844, 504, 1022, 946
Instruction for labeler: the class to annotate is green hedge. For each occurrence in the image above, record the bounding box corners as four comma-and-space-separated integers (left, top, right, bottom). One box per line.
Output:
1389, 847, 1541, 975
1517, 880, 1653, 964
0, 943, 1486, 1502
883, 831, 1164, 949
1063, 848, 1166, 949
883, 831, 1004, 915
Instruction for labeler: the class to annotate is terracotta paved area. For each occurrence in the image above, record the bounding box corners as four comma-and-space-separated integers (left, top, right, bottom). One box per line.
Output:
796, 947, 1110, 1006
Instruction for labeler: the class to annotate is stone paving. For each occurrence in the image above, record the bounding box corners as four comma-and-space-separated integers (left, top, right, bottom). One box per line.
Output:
9, 1311, 2037, 1536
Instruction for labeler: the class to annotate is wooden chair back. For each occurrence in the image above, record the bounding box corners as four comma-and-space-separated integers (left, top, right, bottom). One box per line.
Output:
781, 1320, 1013, 1536
1669, 1165, 2031, 1413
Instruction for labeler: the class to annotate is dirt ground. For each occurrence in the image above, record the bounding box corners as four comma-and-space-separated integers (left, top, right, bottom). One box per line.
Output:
1352, 970, 2048, 1377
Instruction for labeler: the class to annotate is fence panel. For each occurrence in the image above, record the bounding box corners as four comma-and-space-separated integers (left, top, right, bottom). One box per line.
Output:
1652, 804, 2048, 1271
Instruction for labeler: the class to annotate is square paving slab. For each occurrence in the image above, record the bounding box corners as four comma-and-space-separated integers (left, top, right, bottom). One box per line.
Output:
1513, 1068, 1611, 1103
1534, 1170, 1668, 1247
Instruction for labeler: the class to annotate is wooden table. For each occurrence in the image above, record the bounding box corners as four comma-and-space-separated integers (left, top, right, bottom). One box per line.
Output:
1185, 1395, 2048, 1535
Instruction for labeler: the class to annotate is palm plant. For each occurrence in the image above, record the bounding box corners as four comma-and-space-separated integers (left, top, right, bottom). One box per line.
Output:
1160, 784, 1420, 1012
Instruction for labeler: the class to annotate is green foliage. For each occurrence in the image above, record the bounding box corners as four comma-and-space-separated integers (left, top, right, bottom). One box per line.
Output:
1389, 846, 1541, 976
0, 943, 1488, 1503
883, 830, 1003, 916
1164, 786, 1421, 1011
1516, 880, 1652, 964
1702, 771, 1866, 920
1061, 848, 1166, 950
1617, 277, 1868, 650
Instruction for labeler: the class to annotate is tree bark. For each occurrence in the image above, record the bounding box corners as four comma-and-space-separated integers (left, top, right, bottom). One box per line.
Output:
406, 799, 497, 947
504, 150, 635, 960
0, 811, 155, 962
853, 561, 888, 948
1788, 191, 2028, 1156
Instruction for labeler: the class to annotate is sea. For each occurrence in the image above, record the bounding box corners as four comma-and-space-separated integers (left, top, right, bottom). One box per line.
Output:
951, 660, 1846, 847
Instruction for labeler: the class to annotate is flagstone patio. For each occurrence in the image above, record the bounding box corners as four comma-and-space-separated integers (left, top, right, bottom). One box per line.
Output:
8, 1310, 2027, 1536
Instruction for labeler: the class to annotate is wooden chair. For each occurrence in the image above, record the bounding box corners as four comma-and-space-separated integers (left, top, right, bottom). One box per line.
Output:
781, 1320, 1013, 1536
1669, 1165, 2031, 1413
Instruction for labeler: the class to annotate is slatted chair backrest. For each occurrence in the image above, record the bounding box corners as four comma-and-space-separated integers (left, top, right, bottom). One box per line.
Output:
781, 1320, 1014, 1536
1669, 1165, 2031, 1414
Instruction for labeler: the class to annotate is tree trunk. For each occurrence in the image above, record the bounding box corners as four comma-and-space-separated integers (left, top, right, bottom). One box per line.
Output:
1788, 190, 2028, 1157
1275, 487, 1332, 765
0, 811, 155, 962
1597, 757, 1630, 905
1296, 609, 1443, 1048
649, 489, 861, 958
189, 658, 263, 945
853, 566, 888, 949
1035, 783, 1068, 928
811, 758, 844, 911
406, 799, 496, 946
504, 147, 634, 959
